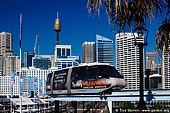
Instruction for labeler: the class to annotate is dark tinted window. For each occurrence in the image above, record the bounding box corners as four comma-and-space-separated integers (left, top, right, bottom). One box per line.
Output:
57, 48, 61, 57
87, 66, 99, 79
71, 66, 87, 82
66, 49, 70, 56
46, 73, 52, 84
107, 66, 122, 78
62, 49, 65, 56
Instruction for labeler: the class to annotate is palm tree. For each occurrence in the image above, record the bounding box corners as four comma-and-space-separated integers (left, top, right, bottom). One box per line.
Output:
155, 0, 170, 56
87, 0, 165, 32
155, 18, 170, 56
87, 0, 170, 55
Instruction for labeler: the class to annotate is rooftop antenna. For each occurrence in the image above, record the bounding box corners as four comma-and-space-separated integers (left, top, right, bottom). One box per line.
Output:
57, 12, 59, 20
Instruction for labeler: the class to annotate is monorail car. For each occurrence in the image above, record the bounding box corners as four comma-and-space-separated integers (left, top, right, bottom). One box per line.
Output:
46, 63, 126, 95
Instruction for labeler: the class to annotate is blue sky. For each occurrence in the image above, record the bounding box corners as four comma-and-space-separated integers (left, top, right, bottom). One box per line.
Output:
0, 0, 162, 63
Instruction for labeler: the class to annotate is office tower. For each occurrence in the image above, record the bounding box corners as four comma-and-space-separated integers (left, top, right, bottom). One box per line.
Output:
0, 32, 12, 56
96, 34, 114, 65
82, 42, 95, 63
162, 50, 170, 89
4, 53, 20, 76
24, 52, 35, 67
0, 51, 20, 76
146, 52, 157, 71
32, 56, 51, 69
116, 33, 144, 89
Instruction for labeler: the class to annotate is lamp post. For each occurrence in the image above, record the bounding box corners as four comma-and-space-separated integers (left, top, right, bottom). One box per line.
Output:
134, 26, 148, 110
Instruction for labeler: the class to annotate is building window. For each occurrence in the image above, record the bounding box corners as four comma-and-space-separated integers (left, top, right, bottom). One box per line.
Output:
62, 49, 65, 56
66, 49, 70, 56
57, 48, 61, 57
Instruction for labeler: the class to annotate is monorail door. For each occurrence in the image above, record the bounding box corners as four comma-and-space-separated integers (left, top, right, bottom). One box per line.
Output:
66, 68, 72, 94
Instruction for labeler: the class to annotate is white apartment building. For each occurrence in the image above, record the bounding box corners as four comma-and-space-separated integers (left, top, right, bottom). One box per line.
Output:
0, 76, 19, 95
0, 67, 53, 97
162, 51, 170, 89
116, 32, 144, 89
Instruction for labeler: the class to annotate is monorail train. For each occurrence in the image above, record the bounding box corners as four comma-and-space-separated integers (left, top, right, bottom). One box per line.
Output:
46, 62, 126, 95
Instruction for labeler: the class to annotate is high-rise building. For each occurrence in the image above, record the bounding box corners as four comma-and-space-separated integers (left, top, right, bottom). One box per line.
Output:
96, 34, 114, 65
116, 32, 144, 89
162, 50, 170, 89
82, 42, 95, 63
146, 52, 157, 71
4, 53, 20, 76
24, 52, 35, 67
0, 51, 20, 76
0, 32, 12, 56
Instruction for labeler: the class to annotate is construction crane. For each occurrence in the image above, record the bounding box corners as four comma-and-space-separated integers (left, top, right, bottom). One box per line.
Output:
34, 33, 38, 56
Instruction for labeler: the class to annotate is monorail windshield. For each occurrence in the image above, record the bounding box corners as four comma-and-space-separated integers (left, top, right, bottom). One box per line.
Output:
53, 69, 68, 90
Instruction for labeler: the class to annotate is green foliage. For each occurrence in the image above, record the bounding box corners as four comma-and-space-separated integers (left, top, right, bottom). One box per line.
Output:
153, 103, 164, 109
121, 101, 135, 109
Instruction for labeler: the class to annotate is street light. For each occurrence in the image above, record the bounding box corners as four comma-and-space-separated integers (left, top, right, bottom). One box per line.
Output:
134, 25, 148, 110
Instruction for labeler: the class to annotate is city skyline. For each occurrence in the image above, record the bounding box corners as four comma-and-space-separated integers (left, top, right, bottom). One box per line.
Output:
0, 0, 162, 64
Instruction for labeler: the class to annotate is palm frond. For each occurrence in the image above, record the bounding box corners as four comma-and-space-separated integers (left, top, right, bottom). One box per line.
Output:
155, 18, 170, 56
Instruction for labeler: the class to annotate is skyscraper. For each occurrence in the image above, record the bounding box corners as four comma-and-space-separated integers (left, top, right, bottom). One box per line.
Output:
116, 33, 144, 89
0, 32, 12, 55
146, 52, 157, 71
96, 34, 114, 65
82, 42, 95, 63
162, 50, 170, 89
24, 52, 35, 68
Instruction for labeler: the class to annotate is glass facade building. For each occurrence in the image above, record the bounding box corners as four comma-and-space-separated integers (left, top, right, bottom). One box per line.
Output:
32, 56, 51, 69
96, 34, 114, 65
24, 52, 35, 67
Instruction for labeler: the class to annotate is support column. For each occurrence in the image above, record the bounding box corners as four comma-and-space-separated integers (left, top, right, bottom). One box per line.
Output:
73, 101, 77, 113
55, 100, 59, 113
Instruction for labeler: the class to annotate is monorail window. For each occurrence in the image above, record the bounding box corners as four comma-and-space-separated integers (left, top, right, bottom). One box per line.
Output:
87, 66, 99, 79
97, 65, 122, 78
53, 69, 68, 90
46, 73, 52, 84
71, 66, 87, 82
98, 65, 109, 78
107, 66, 122, 78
